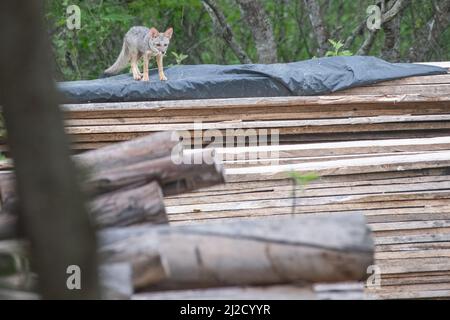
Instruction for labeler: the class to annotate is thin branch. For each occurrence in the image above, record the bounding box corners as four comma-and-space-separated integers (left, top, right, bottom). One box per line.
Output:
356, 0, 411, 56
201, 0, 252, 64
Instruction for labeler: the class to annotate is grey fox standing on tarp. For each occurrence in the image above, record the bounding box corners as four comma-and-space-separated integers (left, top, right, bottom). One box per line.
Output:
104, 26, 173, 81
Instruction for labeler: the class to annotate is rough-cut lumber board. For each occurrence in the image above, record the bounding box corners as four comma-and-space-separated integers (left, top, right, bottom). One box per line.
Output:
169, 207, 450, 226
375, 233, 450, 246
372, 74, 450, 86
211, 136, 450, 161
376, 249, 450, 260
368, 289, 450, 300
63, 114, 450, 134
335, 84, 450, 96
166, 191, 450, 215
225, 151, 450, 182
164, 180, 450, 206
167, 174, 450, 202
100, 213, 374, 290
61, 104, 450, 125
91, 181, 167, 228
175, 171, 450, 195
61, 94, 450, 116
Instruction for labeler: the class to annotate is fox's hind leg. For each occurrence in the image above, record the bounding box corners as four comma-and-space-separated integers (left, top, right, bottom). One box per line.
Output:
130, 53, 141, 80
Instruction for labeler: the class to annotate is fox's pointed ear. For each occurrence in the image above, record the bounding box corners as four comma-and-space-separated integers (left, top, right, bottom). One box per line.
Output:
164, 27, 173, 39
149, 27, 159, 38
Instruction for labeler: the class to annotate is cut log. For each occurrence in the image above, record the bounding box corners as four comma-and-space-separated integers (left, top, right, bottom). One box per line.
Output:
99, 213, 374, 290
0, 148, 223, 202
74, 131, 181, 172
91, 181, 167, 228
1, 181, 167, 234
0, 138, 225, 225
85, 151, 224, 196
99, 263, 133, 300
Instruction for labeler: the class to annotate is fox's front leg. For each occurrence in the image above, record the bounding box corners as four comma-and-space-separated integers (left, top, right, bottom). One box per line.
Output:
130, 55, 142, 80
156, 54, 167, 81
141, 52, 150, 82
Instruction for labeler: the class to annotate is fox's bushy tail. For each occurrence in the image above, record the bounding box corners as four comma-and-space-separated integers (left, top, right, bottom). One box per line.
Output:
103, 42, 129, 77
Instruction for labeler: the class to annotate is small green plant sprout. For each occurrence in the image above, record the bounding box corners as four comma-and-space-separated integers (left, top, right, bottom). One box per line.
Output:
171, 52, 189, 65
289, 171, 320, 214
325, 39, 353, 57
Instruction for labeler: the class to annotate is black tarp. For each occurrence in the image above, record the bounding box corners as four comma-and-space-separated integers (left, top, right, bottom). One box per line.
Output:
59, 56, 447, 103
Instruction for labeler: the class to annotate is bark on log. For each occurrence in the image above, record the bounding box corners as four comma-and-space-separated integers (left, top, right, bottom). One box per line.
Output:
0, 136, 224, 226
99, 263, 133, 300
91, 181, 167, 228
75, 131, 181, 173
1, 181, 167, 233
99, 213, 374, 290
85, 151, 224, 196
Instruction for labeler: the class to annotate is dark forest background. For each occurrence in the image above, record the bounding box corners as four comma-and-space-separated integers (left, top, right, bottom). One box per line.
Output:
46, 0, 450, 81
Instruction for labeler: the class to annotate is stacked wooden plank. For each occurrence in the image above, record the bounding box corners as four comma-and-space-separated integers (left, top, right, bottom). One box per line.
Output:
58, 93, 450, 150
165, 136, 450, 299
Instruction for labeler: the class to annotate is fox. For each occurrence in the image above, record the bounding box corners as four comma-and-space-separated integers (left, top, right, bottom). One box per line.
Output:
104, 26, 173, 81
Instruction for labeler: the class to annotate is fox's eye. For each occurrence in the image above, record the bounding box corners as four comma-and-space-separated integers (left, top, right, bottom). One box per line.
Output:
156, 43, 161, 46
164, 44, 168, 47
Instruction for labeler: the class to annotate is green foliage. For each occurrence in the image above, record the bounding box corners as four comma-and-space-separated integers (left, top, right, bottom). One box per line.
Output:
172, 52, 189, 65
289, 171, 320, 188
325, 39, 353, 57
45, 0, 450, 81
289, 171, 320, 214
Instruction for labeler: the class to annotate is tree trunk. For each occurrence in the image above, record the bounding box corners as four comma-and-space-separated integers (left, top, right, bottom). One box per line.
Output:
236, 0, 278, 63
303, 0, 329, 57
0, 1, 99, 299
91, 181, 167, 228
381, 0, 402, 61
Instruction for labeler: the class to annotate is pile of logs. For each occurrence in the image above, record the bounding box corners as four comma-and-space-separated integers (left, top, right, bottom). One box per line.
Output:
0, 131, 224, 235
99, 213, 373, 298
0, 213, 374, 299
